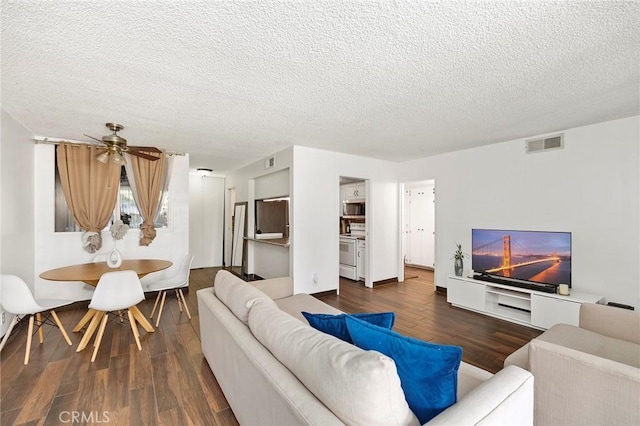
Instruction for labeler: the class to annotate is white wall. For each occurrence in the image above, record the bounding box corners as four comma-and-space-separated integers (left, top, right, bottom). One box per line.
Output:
34, 144, 190, 300
1, 110, 35, 335
189, 173, 225, 268
253, 243, 290, 278
255, 168, 290, 199
292, 146, 399, 294
225, 146, 399, 294
224, 148, 294, 276
398, 116, 640, 309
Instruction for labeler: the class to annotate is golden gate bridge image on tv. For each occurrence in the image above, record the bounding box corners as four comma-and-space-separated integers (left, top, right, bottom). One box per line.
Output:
472, 232, 571, 285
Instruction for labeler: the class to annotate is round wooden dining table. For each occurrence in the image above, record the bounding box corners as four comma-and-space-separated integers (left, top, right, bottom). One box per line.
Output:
39, 259, 172, 352
39, 259, 172, 286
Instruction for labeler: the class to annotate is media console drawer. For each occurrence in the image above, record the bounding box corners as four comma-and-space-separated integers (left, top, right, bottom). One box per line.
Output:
531, 294, 581, 329
446, 276, 603, 330
447, 276, 485, 312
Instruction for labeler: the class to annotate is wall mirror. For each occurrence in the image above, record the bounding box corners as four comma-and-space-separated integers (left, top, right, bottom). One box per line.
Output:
230, 202, 247, 278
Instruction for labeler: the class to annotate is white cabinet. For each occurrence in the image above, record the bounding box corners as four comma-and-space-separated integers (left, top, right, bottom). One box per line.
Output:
447, 277, 485, 311
447, 276, 603, 330
342, 183, 365, 201
531, 294, 582, 329
357, 240, 366, 280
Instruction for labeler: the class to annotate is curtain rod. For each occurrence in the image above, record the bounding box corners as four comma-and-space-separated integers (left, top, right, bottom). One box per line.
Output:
33, 137, 186, 157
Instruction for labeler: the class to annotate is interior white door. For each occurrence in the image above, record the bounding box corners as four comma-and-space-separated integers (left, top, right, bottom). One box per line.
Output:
403, 189, 412, 264
413, 188, 428, 265
423, 183, 435, 267
189, 175, 225, 268
405, 182, 435, 268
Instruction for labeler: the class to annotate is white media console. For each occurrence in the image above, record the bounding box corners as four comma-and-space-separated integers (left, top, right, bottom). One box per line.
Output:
447, 275, 604, 330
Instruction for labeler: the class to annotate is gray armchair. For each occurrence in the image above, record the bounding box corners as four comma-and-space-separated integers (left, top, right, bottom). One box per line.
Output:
505, 303, 640, 425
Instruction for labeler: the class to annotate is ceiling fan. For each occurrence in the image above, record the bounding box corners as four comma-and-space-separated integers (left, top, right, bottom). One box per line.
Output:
84, 123, 162, 164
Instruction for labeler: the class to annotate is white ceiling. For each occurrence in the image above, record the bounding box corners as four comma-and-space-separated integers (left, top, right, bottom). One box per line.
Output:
2, 1, 639, 172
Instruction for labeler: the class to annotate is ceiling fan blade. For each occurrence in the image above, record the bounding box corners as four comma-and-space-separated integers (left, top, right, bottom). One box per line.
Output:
83, 134, 105, 143
129, 145, 162, 154
129, 150, 160, 161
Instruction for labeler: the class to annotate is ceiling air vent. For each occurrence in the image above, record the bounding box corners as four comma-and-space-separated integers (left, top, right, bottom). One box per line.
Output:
526, 134, 564, 154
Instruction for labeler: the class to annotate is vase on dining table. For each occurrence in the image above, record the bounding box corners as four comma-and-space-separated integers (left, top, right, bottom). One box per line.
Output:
106, 241, 123, 268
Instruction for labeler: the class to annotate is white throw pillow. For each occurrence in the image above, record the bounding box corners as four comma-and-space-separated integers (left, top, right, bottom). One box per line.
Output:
213, 270, 277, 325
248, 299, 420, 426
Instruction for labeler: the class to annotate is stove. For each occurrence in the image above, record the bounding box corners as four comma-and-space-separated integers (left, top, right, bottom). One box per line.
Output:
349, 223, 366, 238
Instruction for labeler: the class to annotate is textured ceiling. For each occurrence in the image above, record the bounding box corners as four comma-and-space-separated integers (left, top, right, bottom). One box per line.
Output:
2, 1, 639, 172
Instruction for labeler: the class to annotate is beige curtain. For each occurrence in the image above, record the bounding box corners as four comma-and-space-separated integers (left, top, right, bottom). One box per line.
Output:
125, 151, 167, 246
56, 143, 121, 252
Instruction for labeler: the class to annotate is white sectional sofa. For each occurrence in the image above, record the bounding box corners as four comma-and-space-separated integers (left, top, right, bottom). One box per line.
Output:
198, 270, 534, 425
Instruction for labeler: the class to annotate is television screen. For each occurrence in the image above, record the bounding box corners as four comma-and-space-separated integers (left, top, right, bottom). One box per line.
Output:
471, 229, 571, 287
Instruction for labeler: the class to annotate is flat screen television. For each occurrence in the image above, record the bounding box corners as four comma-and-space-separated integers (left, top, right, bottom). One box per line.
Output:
471, 229, 571, 287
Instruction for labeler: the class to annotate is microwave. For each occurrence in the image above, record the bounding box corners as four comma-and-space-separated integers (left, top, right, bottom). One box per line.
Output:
343, 202, 365, 216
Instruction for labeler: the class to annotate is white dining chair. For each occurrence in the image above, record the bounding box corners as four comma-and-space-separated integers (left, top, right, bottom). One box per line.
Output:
0, 274, 74, 365
146, 254, 194, 326
86, 270, 145, 362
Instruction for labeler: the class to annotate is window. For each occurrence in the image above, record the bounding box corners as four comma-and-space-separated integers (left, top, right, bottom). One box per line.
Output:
54, 159, 169, 232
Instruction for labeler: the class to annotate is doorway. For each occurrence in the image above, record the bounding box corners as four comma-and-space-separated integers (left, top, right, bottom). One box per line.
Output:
400, 180, 436, 281
339, 176, 370, 288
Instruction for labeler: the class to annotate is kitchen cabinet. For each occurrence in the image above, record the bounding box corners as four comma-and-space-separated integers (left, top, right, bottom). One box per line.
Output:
357, 239, 366, 280
342, 183, 365, 201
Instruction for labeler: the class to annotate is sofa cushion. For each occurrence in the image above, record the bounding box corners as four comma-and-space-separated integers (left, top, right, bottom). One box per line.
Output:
302, 311, 395, 344
345, 315, 462, 424
213, 270, 277, 325
579, 302, 640, 344
248, 299, 420, 426
275, 293, 343, 322
249, 276, 294, 300
538, 324, 640, 368
456, 362, 493, 399
504, 342, 530, 371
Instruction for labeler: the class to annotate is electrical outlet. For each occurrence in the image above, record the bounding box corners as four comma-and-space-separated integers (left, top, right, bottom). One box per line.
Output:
1, 312, 5, 325
312, 273, 319, 285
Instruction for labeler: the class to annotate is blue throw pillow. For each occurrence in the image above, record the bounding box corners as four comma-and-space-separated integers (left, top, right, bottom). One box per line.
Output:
344, 315, 462, 424
301, 311, 395, 344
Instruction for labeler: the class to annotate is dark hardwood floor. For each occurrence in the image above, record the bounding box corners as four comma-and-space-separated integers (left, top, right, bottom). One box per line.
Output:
0, 266, 540, 425
318, 267, 542, 373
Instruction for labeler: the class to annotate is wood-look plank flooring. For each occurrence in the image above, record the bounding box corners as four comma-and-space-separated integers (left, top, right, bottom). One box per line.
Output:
318, 267, 542, 373
0, 266, 540, 425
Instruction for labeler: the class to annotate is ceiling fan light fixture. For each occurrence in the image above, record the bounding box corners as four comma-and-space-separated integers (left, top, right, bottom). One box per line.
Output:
96, 151, 109, 163
197, 168, 213, 177
111, 152, 126, 165
87, 122, 162, 163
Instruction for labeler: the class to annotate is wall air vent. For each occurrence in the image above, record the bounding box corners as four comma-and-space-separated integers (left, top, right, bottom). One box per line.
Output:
264, 156, 275, 169
526, 133, 564, 154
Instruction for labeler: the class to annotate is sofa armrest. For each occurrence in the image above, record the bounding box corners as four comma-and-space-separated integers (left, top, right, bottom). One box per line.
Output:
579, 303, 640, 344
250, 277, 293, 300
427, 366, 533, 425
529, 338, 640, 425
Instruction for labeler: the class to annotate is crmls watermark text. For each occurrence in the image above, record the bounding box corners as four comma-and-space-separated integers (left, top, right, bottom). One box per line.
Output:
59, 411, 110, 423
